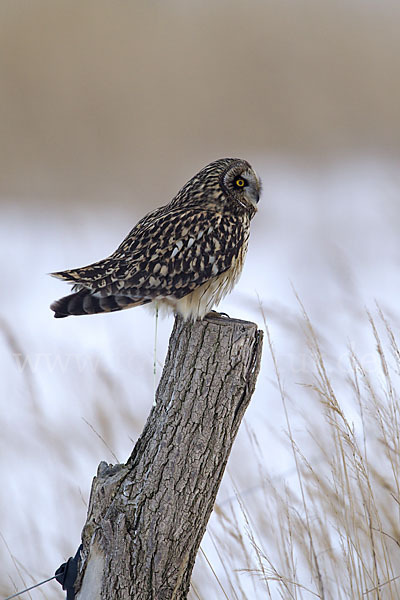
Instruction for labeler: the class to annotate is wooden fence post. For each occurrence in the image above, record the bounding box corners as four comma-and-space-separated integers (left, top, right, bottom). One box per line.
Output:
75, 315, 263, 600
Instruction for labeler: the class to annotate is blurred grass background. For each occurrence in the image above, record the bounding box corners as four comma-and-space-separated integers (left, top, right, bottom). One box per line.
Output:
1, 1, 400, 598
1, 0, 399, 203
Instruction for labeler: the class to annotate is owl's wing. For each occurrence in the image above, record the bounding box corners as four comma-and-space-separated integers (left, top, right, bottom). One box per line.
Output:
52, 207, 246, 300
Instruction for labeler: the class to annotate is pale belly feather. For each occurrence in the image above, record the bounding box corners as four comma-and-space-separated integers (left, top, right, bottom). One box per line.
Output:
153, 239, 249, 321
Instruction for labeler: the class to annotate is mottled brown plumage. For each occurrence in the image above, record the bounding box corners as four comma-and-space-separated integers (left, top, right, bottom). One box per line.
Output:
50, 158, 261, 320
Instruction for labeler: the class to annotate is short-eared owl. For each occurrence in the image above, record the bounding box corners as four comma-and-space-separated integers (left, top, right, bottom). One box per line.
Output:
50, 158, 261, 321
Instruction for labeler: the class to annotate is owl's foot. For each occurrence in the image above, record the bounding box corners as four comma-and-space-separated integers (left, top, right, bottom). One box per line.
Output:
204, 310, 230, 321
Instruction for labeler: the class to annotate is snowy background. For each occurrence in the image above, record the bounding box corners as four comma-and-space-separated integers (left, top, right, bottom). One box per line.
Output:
1, 1, 400, 598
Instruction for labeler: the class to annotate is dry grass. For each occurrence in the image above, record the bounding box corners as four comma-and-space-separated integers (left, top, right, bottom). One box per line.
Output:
1, 302, 399, 598
188, 304, 400, 599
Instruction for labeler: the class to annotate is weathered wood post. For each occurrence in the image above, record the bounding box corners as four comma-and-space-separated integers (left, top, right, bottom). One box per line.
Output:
75, 315, 263, 600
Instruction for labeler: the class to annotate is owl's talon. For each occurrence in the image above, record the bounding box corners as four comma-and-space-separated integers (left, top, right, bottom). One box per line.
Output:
204, 310, 230, 320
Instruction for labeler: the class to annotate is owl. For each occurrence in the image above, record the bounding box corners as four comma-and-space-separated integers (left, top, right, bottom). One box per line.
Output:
50, 158, 261, 321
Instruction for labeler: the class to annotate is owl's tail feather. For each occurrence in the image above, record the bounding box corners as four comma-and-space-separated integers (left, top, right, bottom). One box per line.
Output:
50, 290, 150, 318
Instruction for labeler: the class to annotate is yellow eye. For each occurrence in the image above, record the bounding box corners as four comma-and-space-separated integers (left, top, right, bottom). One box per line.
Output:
235, 178, 246, 188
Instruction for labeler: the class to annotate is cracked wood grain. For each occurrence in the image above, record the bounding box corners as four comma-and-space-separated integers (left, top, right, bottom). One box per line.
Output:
75, 315, 263, 600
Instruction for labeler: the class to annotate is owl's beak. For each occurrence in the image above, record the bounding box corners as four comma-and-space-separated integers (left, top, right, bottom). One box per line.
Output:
245, 184, 260, 209
254, 172, 262, 203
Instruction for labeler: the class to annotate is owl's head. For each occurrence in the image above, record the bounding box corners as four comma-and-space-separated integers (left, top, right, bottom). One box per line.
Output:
173, 158, 261, 215
219, 158, 261, 213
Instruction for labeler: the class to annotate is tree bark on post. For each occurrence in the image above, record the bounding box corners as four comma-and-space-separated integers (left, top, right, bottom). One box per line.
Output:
75, 315, 263, 600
